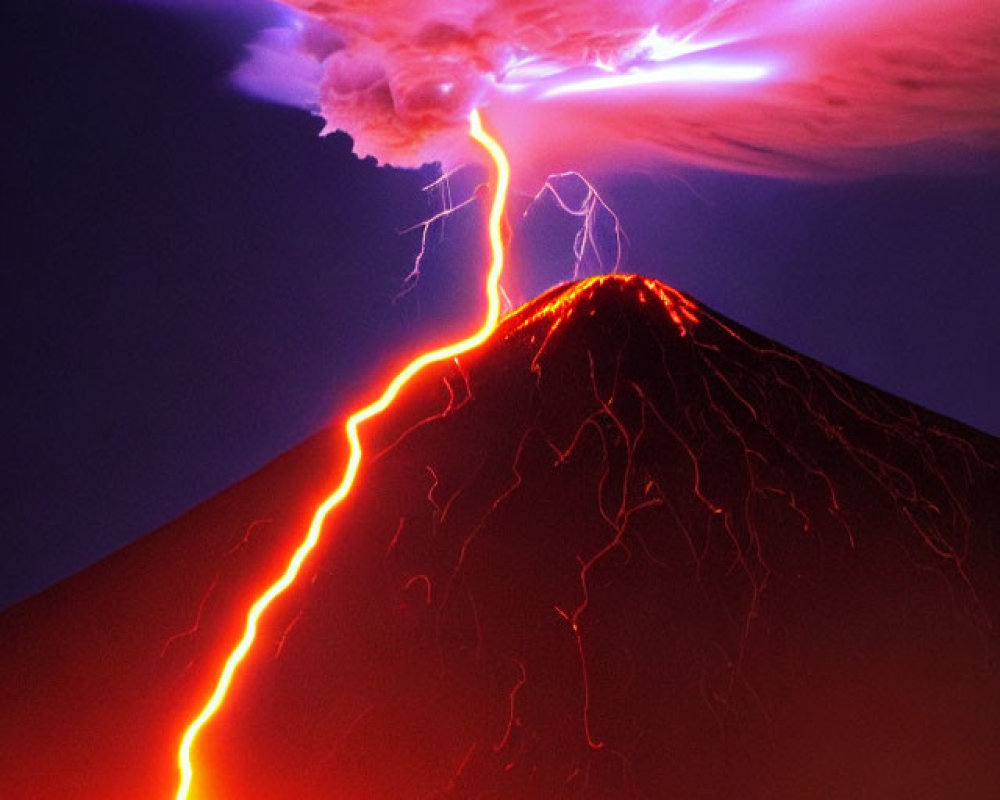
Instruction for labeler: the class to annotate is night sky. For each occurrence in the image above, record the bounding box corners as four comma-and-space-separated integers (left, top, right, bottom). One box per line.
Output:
5, 0, 999, 609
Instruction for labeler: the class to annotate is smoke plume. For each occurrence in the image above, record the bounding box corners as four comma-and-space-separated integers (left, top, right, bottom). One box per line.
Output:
228, 0, 1000, 178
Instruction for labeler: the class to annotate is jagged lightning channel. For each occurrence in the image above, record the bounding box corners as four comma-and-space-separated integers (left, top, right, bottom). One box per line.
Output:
173, 108, 510, 800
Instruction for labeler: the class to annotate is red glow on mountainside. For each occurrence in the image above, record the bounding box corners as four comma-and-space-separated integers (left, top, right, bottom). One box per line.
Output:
173, 108, 510, 800
512, 274, 699, 376
515, 275, 698, 337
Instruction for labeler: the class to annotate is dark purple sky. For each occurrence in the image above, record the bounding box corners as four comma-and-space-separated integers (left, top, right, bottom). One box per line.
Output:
4, 0, 999, 609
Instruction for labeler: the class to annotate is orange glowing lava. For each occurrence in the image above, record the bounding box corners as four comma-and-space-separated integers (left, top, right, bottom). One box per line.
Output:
173, 108, 509, 800
514, 274, 698, 336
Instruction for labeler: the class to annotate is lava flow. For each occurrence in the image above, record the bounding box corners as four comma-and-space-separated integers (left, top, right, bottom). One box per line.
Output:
173, 108, 510, 799
176, 273, 1000, 799
2, 277, 999, 798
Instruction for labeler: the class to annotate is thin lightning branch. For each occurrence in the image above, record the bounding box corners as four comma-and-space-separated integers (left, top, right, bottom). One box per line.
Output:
173, 108, 510, 800
396, 168, 480, 301
527, 172, 627, 280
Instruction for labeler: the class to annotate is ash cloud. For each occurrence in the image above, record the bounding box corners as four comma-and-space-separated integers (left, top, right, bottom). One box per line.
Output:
229, 1, 999, 178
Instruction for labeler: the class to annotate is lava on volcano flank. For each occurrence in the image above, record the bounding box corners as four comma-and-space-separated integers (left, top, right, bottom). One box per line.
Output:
202, 273, 1000, 798
2, 275, 999, 798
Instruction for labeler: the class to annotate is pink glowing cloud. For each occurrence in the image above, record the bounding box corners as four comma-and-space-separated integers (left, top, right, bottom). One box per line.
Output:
230, 0, 999, 179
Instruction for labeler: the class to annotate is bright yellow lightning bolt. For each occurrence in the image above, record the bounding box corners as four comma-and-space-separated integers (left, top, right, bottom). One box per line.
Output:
174, 107, 509, 799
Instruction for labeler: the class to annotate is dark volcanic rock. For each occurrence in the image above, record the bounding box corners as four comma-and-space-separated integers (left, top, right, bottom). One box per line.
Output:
3, 275, 999, 799
212, 275, 1000, 799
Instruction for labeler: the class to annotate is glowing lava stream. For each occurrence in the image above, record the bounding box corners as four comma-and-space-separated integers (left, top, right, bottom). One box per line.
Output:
174, 108, 509, 800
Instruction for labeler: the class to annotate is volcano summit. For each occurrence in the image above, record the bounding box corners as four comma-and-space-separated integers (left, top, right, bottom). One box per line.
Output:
2, 275, 998, 799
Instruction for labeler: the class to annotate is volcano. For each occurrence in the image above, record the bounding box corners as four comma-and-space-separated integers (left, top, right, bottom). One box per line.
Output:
3, 275, 999, 799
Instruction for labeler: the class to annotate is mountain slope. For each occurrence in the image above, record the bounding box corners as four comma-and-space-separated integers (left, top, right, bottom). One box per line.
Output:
2, 275, 998, 799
